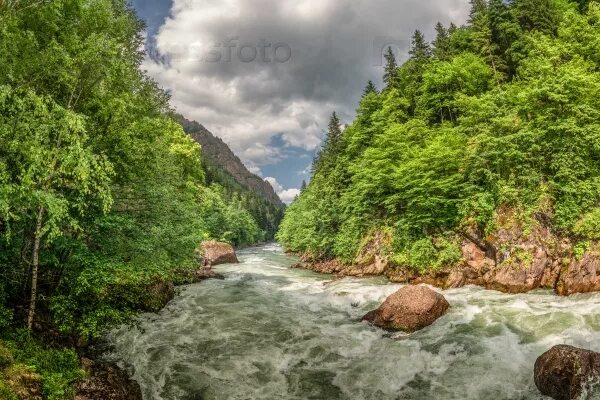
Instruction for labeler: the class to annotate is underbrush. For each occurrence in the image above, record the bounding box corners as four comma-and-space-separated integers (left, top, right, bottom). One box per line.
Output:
0, 333, 84, 400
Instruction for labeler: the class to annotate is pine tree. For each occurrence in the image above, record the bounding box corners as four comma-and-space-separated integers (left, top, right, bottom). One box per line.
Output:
448, 22, 458, 35
513, 0, 559, 35
469, 0, 503, 82
468, 0, 486, 24
310, 149, 322, 177
432, 22, 451, 60
363, 80, 378, 97
383, 47, 399, 89
300, 180, 307, 192
409, 30, 432, 63
326, 111, 343, 148
489, 0, 522, 77
312, 112, 343, 175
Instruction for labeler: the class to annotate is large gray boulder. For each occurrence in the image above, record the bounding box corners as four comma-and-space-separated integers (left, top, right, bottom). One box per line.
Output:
362, 285, 449, 332
534, 345, 600, 400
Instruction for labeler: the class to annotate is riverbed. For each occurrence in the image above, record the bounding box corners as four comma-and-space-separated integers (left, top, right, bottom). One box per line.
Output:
106, 244, 600, 400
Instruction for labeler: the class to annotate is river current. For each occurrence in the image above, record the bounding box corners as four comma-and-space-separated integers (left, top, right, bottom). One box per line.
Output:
106, 244, 600, 400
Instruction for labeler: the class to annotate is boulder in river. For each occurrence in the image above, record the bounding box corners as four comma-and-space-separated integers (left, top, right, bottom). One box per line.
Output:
534, 344, 600, 400
197, 240, 239, 267
362, 285, 449, 332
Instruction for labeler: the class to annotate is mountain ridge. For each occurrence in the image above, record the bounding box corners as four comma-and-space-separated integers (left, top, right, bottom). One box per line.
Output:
176, 115, 284, 207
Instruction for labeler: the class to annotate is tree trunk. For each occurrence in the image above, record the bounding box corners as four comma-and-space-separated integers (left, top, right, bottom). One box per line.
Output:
27, 206, 44, 331
488, 48, 500, 87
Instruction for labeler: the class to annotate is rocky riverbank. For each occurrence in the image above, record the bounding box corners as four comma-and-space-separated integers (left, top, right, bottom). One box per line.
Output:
293, 212, 600, 296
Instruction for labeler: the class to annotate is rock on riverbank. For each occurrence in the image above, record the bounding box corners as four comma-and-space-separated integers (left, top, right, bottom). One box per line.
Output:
197, 241, 239, 267
75, 360, 142, 400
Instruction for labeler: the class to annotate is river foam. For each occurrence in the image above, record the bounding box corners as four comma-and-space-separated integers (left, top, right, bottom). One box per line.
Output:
106, 244, 600, 400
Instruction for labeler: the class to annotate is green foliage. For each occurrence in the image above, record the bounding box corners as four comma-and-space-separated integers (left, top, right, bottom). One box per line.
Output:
391, 236, 461, 273
203, 162, 283, 241
418, 53, 493, 122
514, 0, 560, 34
198, 184, 264, 246
0, 0, 271, 370
574, 208, 600, 240
573, 241, 590, 260
278, 1, 600, 275
0, 2, 272, 396
0, 334, 83, 400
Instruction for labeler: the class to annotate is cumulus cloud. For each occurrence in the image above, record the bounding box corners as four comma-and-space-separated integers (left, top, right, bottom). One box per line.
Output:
144, 0, 469, 172
265, 177, 300, 204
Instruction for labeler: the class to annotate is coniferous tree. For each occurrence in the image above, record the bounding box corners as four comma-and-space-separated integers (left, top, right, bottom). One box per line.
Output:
489, 0, 523, 77
469, 0, 504, 82
363, 80, 378, 97
401, 30, 433, 116
513, 0, 559, 35
383, 47, 399, 89
448, 22, 458, 35
468, 0, 486, 23
312, 112, 343, 175
409, 30, 432, 63
432, 22, 451, 60
326, 111, 343, 150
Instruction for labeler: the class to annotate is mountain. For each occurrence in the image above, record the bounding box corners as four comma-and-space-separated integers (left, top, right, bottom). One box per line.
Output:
177, 116, 283, 206
176, 115, 285, 239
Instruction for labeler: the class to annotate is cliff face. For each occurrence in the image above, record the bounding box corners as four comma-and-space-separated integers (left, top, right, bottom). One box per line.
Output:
177, 116, 283, 207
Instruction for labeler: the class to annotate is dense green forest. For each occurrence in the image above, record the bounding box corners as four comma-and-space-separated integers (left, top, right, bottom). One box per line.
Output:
279, 0, 600, 271
203, 162, 285, 240
0, 1, 270, 397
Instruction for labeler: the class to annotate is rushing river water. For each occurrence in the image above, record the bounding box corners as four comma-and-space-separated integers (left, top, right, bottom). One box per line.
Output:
106, 244, 600, 400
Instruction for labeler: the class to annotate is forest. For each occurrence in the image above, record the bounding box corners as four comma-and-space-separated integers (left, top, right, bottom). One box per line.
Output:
278, 0, 600, 271
0, 1, 275, 397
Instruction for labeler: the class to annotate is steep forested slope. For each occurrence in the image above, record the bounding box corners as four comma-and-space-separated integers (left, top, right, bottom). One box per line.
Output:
178, 116, 285, 238
278, 0, 600, 294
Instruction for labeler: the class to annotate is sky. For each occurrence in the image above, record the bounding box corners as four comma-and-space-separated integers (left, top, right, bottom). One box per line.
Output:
129, 0, 470, 203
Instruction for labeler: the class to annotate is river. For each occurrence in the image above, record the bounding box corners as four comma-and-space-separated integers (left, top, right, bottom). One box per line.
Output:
106, 244, 600, 400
